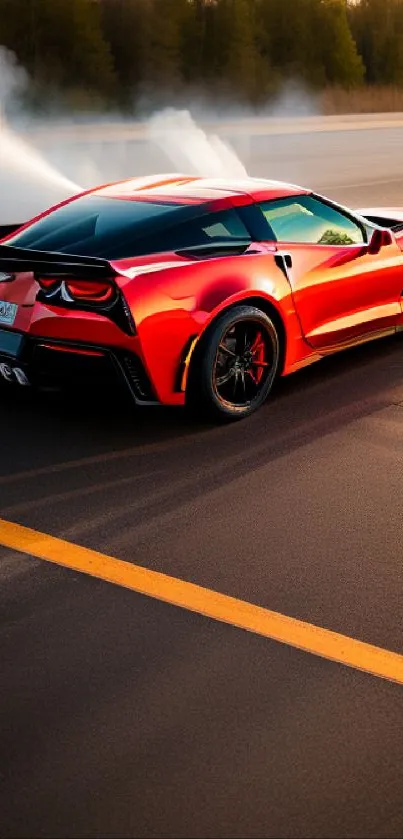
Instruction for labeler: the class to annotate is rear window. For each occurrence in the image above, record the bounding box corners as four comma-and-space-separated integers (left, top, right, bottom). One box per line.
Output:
8, 195, 250, 259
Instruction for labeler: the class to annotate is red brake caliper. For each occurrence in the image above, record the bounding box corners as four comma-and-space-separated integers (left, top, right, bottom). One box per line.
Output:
248, 331, 266, 384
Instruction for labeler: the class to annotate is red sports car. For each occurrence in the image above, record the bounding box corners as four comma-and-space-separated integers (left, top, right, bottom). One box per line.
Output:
0, 174, 402, 420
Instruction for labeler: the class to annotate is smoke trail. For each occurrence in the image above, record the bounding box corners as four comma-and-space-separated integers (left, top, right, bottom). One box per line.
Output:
0, 49, 320, 225
147, 108, 249, 178
0, 48, 81, 223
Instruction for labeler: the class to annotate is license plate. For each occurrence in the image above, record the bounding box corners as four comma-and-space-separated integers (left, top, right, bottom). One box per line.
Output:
0, 301, 17, 326
0, 329, 24, 357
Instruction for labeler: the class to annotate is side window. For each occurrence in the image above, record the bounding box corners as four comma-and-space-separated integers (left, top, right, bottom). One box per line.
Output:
258, 195, 365, 246
167, 209, 250, 248
127, 208, 251, 256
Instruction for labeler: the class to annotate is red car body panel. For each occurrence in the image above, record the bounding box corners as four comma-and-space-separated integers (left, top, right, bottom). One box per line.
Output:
115, 247, 303, 405
275, 239, 403, 348
1, 176, 403, 407
0, 247, 301, 406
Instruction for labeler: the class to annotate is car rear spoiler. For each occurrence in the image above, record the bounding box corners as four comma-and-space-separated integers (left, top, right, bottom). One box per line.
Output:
0, 244, 117, 279
0, 224, 24, 239
0, 238, 264, 277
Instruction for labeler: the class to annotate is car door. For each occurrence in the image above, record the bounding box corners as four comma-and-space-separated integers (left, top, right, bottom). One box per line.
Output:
256, 194, 403, 350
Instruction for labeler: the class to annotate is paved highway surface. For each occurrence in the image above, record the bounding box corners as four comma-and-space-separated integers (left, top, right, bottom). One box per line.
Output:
2, 121, 403, 838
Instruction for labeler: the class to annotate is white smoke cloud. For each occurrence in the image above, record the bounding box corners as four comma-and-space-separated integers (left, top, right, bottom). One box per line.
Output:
0, 47, 82, 224
0, 48, 320, 225
147, 108, 248, 178
0, 47, 27, 116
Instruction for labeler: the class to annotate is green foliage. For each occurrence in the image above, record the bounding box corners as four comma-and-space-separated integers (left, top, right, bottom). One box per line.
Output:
0, 0, 116, 108
258, 0, 323, 84
212, 0, 271, 100
348, 0, 403, 85
318, 229, 355, 244
1, 0, 397, 111
317, 0, 364, 87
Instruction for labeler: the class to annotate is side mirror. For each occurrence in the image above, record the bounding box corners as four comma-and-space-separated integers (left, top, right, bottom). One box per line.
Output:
367, 228, 392, 255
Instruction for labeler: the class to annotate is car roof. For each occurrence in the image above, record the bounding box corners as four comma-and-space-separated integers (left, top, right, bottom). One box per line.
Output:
94, 174, 309, 205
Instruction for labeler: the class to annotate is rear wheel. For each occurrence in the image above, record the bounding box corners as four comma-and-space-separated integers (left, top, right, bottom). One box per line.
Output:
188, 305, 280, 421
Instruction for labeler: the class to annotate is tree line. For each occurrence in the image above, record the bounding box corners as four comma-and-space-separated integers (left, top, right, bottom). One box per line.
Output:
0, 0, 402, 112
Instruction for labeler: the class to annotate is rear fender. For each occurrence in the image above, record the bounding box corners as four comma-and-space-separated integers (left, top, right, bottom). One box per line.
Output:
185, 253, 307, 383
125, 252, 306, 404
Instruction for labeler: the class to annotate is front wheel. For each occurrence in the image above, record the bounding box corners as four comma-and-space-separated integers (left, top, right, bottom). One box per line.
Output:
188, 305, 281, 421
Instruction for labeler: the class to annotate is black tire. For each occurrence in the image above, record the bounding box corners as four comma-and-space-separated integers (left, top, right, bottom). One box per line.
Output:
187, 305, 280, 421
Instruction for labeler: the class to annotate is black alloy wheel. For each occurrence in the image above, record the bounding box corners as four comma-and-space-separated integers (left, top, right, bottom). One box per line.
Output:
189, 305, 280, 420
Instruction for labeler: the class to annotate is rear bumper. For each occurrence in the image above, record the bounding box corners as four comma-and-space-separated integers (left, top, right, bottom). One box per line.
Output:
0, 328, 159, 405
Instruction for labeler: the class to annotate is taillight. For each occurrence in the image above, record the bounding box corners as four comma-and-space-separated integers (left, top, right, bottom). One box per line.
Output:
36, 276, 116, 304
65, 280, 115, 302
34, 275, 133, 334
37, 276, 59, 293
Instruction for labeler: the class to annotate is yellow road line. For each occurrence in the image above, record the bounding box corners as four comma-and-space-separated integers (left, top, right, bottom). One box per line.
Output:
1, 516, 403, 685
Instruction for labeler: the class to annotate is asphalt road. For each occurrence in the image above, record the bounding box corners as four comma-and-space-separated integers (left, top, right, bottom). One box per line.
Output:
2, 123, 403, 838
